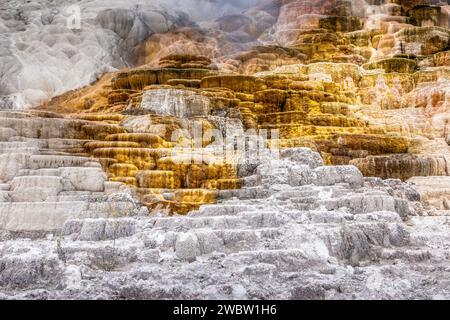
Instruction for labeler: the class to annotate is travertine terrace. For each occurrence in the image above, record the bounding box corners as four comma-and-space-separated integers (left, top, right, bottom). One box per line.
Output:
0, 0, 449, 300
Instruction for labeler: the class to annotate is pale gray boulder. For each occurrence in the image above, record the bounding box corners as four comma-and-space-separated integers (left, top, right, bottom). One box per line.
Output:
195, 230, 223, 255
140, 89, 211, 118
256, 159, 292, 185
59, 167, 107, 192
288, 164, 317, 186
175, 232, 201, 262
78, 219, 107, 241
315, 165, 364, 188
281, 148, 324, 168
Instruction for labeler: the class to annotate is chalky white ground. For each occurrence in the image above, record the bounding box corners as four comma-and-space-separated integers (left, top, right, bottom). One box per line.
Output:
0, 0, 264, 108
0, 110, 449, 300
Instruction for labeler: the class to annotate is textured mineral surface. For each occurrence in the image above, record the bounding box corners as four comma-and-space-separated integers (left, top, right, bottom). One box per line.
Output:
0, 0, 449, 300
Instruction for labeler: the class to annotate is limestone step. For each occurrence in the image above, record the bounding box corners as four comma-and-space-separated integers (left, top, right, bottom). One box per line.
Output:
57, 167, 107, 192
110, 176, 138, 186
104, 133, 170, 148
62, 217, 138, 241
11, 167, 107, 193
224, 249, 322, 272
10, 176, 63, 191
3, 137, 48, 145
147, 216, 244, 230
46, 194, 93, 202
408, 177, 450, 212
0, 201, 89, 232
86, 201, 142, 215
380, 248, 431, 263
192, 204, 255, 217
104, 181, 127, 194
91, 148, 157, 170
217, 187, 270, 200
136, 170, 179, 189
0, 127, 18, 141
0, 112, 29, 119
237, 211, 292, 228
27, 155, 93, 169
39, 150, 90, 157
0, 147, 40, 155
46, 138, 89, 150
17, 168, 61, 176
84, 141, 141, 152
107, 163, 139, 178
319, 193, 399, 214
213, 228, 283, 248
0, 141, 33, 149
276, 188, 321, 199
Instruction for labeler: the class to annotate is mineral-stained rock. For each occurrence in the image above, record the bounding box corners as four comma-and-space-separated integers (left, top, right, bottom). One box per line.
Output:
201, 75, 267, 93
351, 154, 450, 181
0, 137, 436, 299
112, 68, 215, 91
140, 88, 210, 117
1, 0, 450, 300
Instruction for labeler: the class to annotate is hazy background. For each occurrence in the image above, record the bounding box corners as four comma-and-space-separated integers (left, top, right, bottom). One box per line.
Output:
0, 0, 279, 108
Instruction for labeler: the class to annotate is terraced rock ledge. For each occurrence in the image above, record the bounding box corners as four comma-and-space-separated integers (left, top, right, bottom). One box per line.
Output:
0, 0, 449, 300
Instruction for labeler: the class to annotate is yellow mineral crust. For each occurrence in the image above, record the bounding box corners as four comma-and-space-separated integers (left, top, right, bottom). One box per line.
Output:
32, 1, 450, 214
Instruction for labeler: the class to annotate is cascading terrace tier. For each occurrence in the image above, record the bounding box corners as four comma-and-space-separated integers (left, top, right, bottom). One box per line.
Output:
29, 0, 450, 214
0, 0, 450, 300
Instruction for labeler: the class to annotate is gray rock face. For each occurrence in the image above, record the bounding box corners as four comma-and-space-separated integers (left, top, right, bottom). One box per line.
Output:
288, 165, 317, 186
281, 148, 324, 168
175, 232, 201, 262
62, 218, 138, 241
315, 165, 364, 188
59, 167, 107, 192
141, 89, 211, 118
0, 112, 149, 234
0, 246, 63, 289
0, 110, 449, 299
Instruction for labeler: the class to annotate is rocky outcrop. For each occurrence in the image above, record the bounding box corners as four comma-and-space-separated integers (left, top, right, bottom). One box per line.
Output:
0, 114, 148, 235
351, 154, 450, 181
1, 0, 450, 300
1, 146, 440, 299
